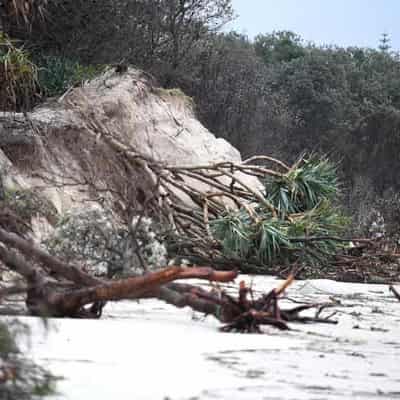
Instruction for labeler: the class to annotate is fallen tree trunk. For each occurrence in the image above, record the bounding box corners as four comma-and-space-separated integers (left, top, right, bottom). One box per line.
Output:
0, 224, 338, 331
37, 266, 237, 317
0, 231, 237, 317
0, 226, 237, 317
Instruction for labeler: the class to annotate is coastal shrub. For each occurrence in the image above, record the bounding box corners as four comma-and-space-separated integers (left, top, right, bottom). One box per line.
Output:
43, 208, 168, 276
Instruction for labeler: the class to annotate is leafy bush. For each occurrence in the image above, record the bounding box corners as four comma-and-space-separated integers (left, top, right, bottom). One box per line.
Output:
0, 32, 39, 111
44, 208, 168, 276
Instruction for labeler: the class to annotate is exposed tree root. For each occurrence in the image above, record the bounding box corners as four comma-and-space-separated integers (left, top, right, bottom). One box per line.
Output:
152, 276, 338, 333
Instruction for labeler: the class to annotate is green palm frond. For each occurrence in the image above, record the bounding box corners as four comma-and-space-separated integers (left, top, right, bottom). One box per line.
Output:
254, 217, 292, 264
212, 210, 293, 265
264, 155, 339, 216
211, 210, 254, 259
288, 200, 349, 257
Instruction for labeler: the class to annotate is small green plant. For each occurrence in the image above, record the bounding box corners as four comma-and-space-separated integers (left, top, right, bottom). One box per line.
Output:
0, 32, 39, 111
37, 55, 106, 97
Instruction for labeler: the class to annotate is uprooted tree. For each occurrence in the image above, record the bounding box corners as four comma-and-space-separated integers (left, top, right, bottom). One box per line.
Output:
0, 98, 351, 327
0, 7, 399, 395
1, 65, 399, 334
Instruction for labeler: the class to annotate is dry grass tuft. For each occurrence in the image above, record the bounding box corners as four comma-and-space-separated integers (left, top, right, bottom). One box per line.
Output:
0, 32, 39, 111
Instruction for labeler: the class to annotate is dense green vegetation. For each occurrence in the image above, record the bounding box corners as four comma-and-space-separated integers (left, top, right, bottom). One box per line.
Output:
1, 0, 400, 234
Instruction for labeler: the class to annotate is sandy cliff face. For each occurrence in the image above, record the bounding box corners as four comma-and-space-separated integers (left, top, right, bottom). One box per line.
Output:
66, 69, 243, 165
0, 68, 261, 229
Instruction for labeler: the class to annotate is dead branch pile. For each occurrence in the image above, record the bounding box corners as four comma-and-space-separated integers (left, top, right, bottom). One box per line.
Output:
82, 116, 279, 253
67, 113, 346, 272
81, 115, 400, 279
28, 108, 400, 280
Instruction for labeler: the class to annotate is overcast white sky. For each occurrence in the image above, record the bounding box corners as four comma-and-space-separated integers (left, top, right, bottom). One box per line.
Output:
228, 1, 399, 50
